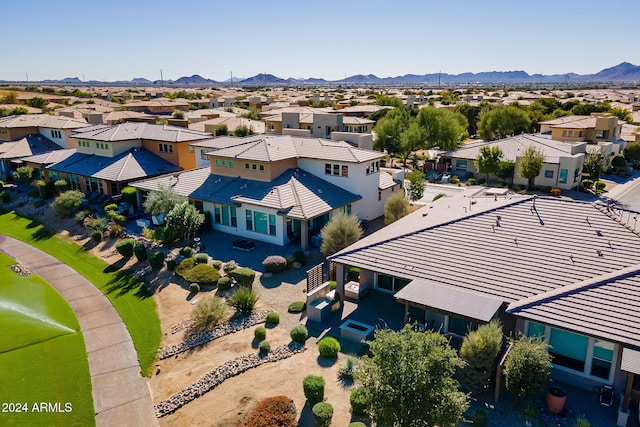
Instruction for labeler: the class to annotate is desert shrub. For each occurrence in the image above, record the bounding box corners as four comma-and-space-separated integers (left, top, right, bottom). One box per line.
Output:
339, 356, 359, 381
459, 321, 503, 394
37, 179, 54, 199
290, 325, 308, 343
223, 260, 238, 273
574, 416, 591, 427
75, 209, 91, 224
303, 376, 325, 405
51, 190, 84, 217
254, 326, 267, 341
288, 301, 306, 313
191, 296, 227, 330
262, 255, 287, 273
133, 243, 148, 261
211, 260, 222, 269
104, 203, 118, 212
110, 213, 127, 226
347, 267, 360, 281
179, 246, 195, 257
504, 336, 551, 401
180, 264, 220, 286
149, 251, 165, 270
86, 216, 107, 233
228, 287, 259, 314
258, 340, 271, 354
217, 276, 232, 291
265, 311, 280, 325
189, 283, 200, 294
550, 187, 561, 196
108, 224, 123, 237
466, 178, 476, 186
450, 176, 460, 184
582, 179, 594, 189
28, 189, 40, 198
312, 402, 333, 427
595, 180, 606, 191
176, 257, 196, 275
348, 423, 366, 427
116, 239, 135, 257
318, 336, 341, 358
471, 410, 489, 427
293, 250, 308, 266
194, 253, 209, 264
120, 186, 137, 204
228, 267, 256, 288
166, 259, 177, 271
432, 192, 446, 202
240, 396, 296, 427
91, 230, 103, 242
54, 179, 68, 194
350, 387, 368, 416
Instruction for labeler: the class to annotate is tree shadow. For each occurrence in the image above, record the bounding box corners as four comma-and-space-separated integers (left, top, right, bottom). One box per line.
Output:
298, 401, 315, 427
104, 270, 152, 299
104, 257, 129, 273
251, 338, 260, 349
30, 226, 52, 241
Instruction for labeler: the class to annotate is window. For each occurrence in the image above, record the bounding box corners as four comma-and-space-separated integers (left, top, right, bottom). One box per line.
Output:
245, 210, 253, 230
214, 206, 221, 224
376, 274, 410, 293
341, 165, 349, 177
78, 140, 90, 148
549, 328, 588, 372
51, 130, 62, 139
366, 161, 380, 175
222, 160, 227, 167
333, 164, 340, 175
591, 339, 615, 379
245, 163, 250, 169
66, 174, 81, 191
229, 161, 234, 168
215, 159, 220, 166
341, 204, 352, 215
526, 321, 545, 338
254, 211, 268, 234
259, 164, 264, 171
252, 164, 257, 170
268, 214, 276, 235
159, 143, 173, 153
230, 206, 237, 227
455, 159, 468, 171
201, 150, 208, 160
559, 169, 568, 184
448, 316, 475, 336
544, 170, 554, 179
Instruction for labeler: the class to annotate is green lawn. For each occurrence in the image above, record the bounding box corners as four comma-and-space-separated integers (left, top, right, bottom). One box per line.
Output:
0, 253, 94, 426
0, 210, 161, 376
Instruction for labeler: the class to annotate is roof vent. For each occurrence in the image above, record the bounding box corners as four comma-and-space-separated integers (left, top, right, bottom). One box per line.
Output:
585, 217, 591, 226
569, 254, 574, 263
596, 230, 602, 236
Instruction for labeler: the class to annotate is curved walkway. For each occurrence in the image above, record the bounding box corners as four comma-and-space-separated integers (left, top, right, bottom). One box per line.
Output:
0, 235, 157, 427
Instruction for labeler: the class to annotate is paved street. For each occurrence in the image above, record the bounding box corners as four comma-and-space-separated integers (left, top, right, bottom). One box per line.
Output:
607, 173, 640, 213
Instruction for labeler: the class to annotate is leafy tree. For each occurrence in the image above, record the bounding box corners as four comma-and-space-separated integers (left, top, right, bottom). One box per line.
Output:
399, 121, 426, 166
375, 95, 404, 108
503, 336, 551, 403
496, 161, 516, 184
26, 97, 47, 109
8, 106, 29, 116
406, 169, 425, 201
384, 190, 409, 225
611, 154, 627, 172
215, 124, 228, 136
319, 214, 363, 256
624, 141, 640, 162
518, 146, 544, 189
240, 108, 260, 120
454, 103, 482, 136
478, 105, 531, 141
234, 124, 254, 137
13, 166, 34, 184
373, 107, 411, 156
416, 106, 468, 151
475, 145, 504, 184
582, 151, 607, 180
611, 108, 633, 124
458, 321, 504, 394
356, 325, 468, 427
1, 91, 17, 104
51, 190, 84, 217
165, 202, 204, 242
143, 185, 186, 216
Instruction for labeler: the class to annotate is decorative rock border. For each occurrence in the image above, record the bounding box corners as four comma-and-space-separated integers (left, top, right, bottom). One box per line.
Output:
10, 264, 32, 277
154, 342, 305, 418
170, 318, 195, 335
159, 311, 268, 359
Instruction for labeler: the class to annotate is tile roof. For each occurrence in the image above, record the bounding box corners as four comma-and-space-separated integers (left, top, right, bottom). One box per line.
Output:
70, 123, 212, 143
0, 114, 89, 130
188, 117, 266, 134
378, 172, 397, 190
21, 148, 76, 165
330, 196, 640, 305
442, 134, 582, 164
0, 134, 62, 159
49, 148, 180, 182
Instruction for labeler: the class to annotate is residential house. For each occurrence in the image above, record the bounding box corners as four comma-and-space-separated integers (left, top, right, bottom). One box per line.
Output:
441, 134, 586, 190
0, 135, 61, 181
329, 193, 640, 421
121, 99, 190, 115
132, 135, 401, 248
0, 114, 90, 147
188, 117, 266, 136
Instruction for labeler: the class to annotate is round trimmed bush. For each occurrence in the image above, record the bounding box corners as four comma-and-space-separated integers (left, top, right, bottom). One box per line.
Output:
350, 387, 367, 416
180, 263, 221, 286
134, 243, 148, 261
179, 246, 195, 257
166, 259, 177, 271
254, 326, 266, 341
242, 396, 297, 427
582, 179, 594, 189
595, 180, 606, 191
104, 203, 118, 212
348, 423, 366, 427
303, 375, 325, 405
265, 311, 280, 325
318, 336, 340, 358
194, 253, 209, 264
312, 402, 333, 427
290, 325, 308, 344
211, 260, 222, 269
217, 276, 232, 291
229, 267, 256, 288
149, 251, 165, 270
262, 255, 287, 273
466, 178, 476, 186
116, 239, 135, 257
258, 340, 270, 354
176, 257, 196, 275
189, 283, 200, 294
223, 260, 238, 273
288, 301, 306, 313
120, 186, 137, 204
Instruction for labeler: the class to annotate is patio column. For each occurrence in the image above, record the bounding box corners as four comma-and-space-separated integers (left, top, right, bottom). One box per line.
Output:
404, 301, 409, 324
335, 263, 345, 303
301, 220, 309, 250
623, 372, 634, 412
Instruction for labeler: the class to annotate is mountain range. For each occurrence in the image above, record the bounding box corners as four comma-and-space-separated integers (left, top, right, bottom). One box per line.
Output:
12, 63, 640, 86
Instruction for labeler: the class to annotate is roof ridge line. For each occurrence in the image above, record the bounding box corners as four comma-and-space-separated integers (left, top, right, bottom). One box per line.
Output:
116, 151, 134, 181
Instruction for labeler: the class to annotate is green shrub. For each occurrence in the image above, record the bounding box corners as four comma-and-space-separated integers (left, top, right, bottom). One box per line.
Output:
329, 281, 337, 290
51, 190, 84, 217
350, 387, 367, 416
134, 243, 148, 261
166, 259, 177, 271
179, 246, 195, 257
211, 260, 222, 269
104, 203, 118, 212
347, 267, 360, 281
293, 250, 307, 266
37, 179, 54, 199
290, 325, 308, 343
288, 301, 306, 313
582, 179, 594, 189
91, 230, 103, 242
181, 264, 221, 286
258, 340, 271, 354
191, 296, 227, 330
254, 326, 267, 341
120, 186, 137, 204
217, 276, 232, 291
28, 189, 40, 198
228, 287, 259, 314
265, 311, 280, 325
595, 180, 606, 191
116, 239, 135, 257
175, 257, 196, 275
262, 255, 288, 273
194, 253, 209, 264
574, 416, 591, 427
110, 213, 127, 226
348, 423, 366, 427
318, 337, 341, 358
223, 260, 238, 273
550, 187, 561, 197
189, 283, 200, 294
466, 178, 476, 186
303, 375, 325, 405
471, 409, 489, 427
54, 179, 68, 194
229, 267, 256, 288
338, 356, 358, 381
149, 251, 165, 270
432, 192, 446, 201
312, 402, 333, 427
450, 176, 460, 184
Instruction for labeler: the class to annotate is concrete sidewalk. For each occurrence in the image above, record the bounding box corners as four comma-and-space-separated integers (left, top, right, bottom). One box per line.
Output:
0, 235, 157, 427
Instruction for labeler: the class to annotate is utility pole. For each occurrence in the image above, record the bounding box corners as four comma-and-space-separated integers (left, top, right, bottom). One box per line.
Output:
25, 72, 29, 83
230, 71, 233, 87
160, 69, 164, 87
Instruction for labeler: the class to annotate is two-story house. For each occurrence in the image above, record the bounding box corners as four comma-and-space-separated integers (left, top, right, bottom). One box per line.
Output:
131, 135, 401, 248
0, 114, 90, 147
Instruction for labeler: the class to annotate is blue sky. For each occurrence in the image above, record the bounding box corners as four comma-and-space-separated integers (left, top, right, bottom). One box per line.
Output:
1, 0, 638, 82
